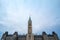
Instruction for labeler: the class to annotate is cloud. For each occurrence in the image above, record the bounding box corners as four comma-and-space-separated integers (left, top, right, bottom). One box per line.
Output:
0, 0, 60, 37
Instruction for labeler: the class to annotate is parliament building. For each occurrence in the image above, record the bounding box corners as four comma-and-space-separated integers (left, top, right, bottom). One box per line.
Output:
1, 17, 59, 40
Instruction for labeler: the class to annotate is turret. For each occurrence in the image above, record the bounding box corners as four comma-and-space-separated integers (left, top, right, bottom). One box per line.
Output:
42, 32, 48, 40
1, 31, 8, 40
13, 32, 18, 40
52, 32, 59, 40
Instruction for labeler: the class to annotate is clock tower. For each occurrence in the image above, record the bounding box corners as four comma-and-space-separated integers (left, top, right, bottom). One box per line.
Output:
28, 16, 32, 34
26, 16, 34, 40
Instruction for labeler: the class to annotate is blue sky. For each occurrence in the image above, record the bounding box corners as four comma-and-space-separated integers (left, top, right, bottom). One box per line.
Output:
0, 0, 60, 38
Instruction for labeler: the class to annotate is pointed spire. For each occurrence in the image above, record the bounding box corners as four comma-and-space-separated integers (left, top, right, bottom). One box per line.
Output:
28, 16, 32, 24
29, 16, 31, 21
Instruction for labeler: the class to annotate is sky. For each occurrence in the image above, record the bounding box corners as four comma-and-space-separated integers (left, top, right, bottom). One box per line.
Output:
0, 0, 60, 38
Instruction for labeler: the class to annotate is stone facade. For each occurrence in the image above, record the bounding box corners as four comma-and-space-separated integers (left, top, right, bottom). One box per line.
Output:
1, 17, 59, 40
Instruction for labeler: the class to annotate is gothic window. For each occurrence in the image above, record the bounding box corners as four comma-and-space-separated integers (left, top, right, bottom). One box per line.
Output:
29, 35, 31, 40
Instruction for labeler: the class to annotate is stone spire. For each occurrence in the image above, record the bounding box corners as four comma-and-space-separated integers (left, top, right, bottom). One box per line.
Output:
26, 16, 34, 40
28, 16, 32, 34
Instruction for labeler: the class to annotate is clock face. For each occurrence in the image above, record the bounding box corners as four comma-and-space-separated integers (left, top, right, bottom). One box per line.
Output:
29, 23, 31, 25
28, 20, 32, 26
28, 23, 32, 26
